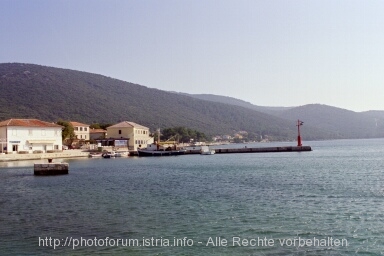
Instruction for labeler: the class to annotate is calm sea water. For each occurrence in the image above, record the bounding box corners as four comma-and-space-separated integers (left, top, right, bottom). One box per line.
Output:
1, 139, 384, 255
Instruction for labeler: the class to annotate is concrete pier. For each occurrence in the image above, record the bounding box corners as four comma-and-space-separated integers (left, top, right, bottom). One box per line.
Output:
34, 163, 69, 175
185, 146, 312, 154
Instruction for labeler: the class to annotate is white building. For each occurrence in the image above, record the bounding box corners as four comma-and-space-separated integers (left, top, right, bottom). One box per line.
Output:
0, 119, 62, 154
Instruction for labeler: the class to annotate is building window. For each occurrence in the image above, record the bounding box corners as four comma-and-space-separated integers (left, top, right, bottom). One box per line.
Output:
75, 127, 78, 131
54, 145, 59, 150
119, 130, 121, 134
84, 127, 87, 131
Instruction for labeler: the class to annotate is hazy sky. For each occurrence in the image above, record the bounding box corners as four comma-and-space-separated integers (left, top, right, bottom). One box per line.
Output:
1, 0, 384, 112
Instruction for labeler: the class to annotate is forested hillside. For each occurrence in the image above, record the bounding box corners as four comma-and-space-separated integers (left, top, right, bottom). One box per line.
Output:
3, 63, 381, 140
1, 63, 320, 140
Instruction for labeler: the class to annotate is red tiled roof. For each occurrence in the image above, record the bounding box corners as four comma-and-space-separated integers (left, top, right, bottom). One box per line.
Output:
90, 128, 107, 133
107, 121, 149, 129
0, 119, 62, 128
70, 121, 89, 127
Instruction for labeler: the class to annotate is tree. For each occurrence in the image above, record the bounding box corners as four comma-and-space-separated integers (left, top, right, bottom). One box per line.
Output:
90, 123, 112, 130
161, 126, 208, 143
57, 120, 75, 145
90, 123, 101, 129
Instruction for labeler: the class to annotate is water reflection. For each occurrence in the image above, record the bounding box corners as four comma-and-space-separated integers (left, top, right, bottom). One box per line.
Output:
0, 159, 69, 168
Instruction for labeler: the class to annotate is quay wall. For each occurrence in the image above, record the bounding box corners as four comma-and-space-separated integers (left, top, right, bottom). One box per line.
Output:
0, 146, 312, 161
185, 146, 312, 154
0, 150, 89, 162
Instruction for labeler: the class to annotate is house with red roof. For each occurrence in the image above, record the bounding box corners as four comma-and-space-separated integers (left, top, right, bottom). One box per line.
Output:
0, 119, 62, 154
90, 128, 107, 140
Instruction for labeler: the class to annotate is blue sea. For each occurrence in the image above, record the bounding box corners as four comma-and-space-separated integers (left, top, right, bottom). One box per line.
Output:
1, 139, 384, 255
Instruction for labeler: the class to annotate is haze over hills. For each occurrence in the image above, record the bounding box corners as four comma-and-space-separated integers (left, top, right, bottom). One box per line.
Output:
184, 93, 384, 139
1, 63, 383, 140
175, 93, 294, 116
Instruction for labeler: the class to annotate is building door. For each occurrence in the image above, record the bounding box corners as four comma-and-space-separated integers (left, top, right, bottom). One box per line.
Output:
12, 144, 18, 152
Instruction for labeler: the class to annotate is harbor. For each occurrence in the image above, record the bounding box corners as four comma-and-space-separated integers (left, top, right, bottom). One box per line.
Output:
2, 139, 383, 255
0, 144, 312, 160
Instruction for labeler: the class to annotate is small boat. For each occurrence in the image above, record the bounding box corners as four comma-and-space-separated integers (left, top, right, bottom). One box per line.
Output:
114, 151, 129, 157
137, 148, 186, 156
88, 152, 103, 158
200, 146, 215, 155
102, 152, 114, 158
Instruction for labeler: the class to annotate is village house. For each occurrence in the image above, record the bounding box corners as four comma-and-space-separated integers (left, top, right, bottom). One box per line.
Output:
102, 121, 153, 151
0, 119, 62, 154
89, 128, 107, 140
70, 121, 90, 140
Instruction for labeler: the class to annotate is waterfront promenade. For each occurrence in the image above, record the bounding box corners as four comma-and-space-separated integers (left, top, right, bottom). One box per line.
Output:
0, 150, 89, 162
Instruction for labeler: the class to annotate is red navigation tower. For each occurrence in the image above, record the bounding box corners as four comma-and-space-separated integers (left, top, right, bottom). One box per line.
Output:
296, 120, 304, 147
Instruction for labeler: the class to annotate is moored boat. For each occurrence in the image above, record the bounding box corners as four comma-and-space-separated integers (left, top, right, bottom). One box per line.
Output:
137, 129, 186, 157
89, 152, 103, 158
114, 151, 129, 157
102, 152, 114, 158
200, 146, 215, 155
102, 151, 130, 158
137, 148, 186, 156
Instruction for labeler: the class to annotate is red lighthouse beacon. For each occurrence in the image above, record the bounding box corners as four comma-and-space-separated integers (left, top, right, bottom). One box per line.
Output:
296, 120, 304, 147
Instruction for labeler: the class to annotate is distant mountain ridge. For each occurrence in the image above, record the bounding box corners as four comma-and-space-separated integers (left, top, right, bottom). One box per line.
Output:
1, 63, 383, 140
180, 93, 294, 115
183, 93, 384, 139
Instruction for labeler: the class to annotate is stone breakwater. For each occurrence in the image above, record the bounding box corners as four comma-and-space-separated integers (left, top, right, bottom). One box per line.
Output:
0, 150, 89, 162
185, 146, 312, 154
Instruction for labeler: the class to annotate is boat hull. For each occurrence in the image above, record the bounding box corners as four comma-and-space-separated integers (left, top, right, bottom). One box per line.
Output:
89, 153, 103, 158
201, 151, 215, 155
137, 149, 186, 156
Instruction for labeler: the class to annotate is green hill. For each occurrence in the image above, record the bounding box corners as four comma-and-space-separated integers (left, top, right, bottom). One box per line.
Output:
3, 63, 379, 140
1, 63, 316, 140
